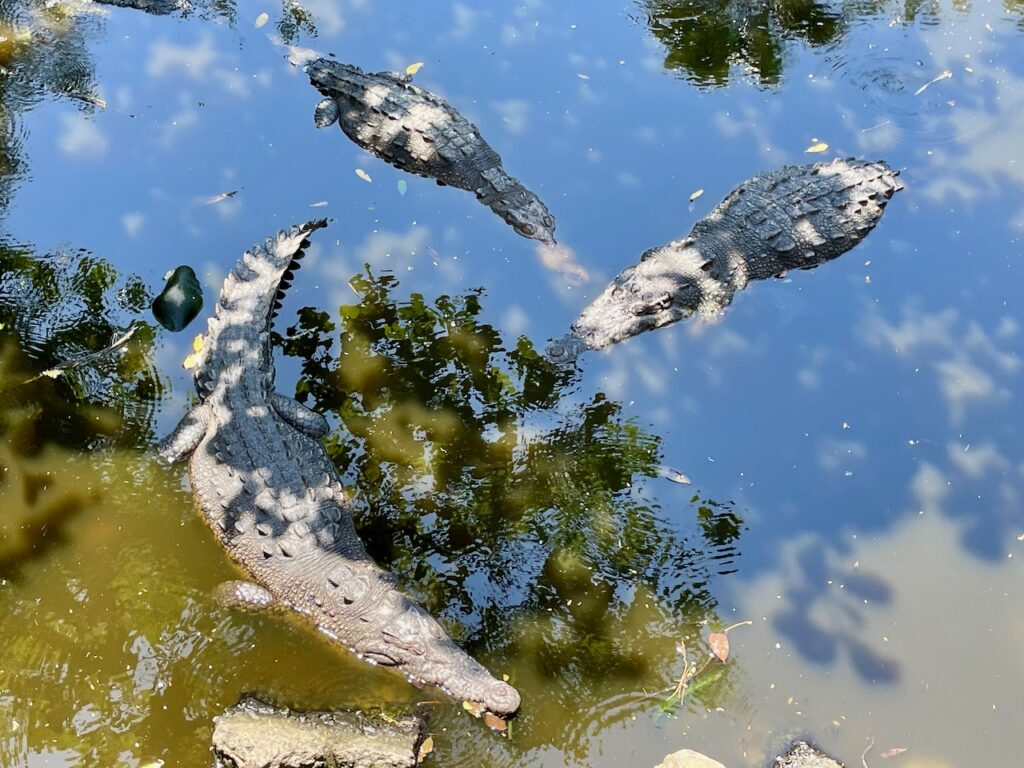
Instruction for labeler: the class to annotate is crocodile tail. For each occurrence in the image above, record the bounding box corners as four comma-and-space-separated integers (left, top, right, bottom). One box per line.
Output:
193, 220, 328, 394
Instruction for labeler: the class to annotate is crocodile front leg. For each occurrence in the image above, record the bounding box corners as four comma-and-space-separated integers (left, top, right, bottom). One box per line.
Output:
269, 393, 330, 439
155, 404, 210, 464
213, 580, 277, 611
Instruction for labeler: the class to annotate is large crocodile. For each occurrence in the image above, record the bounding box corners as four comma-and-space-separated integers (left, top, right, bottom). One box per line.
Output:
156, 221, 520, 717
307, 58, 557, 245
548, 157, 903, 360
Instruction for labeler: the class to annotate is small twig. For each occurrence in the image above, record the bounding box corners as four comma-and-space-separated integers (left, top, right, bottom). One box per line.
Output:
861, 736, 876, 768
5, 323, 140, 391
721, 620, 753, 633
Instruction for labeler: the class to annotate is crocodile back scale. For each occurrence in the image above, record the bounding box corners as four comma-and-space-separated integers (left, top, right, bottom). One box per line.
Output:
550, 157, 904, 356
307, 57, 557, 245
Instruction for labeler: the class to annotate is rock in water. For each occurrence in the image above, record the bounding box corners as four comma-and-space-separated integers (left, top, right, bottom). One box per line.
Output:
152, 265, 203, 332
656, 748, 728, 768
212, 696, 429, 768
306, 57, 557, 245
555, 158, 903, 357
775, 741, 844, 768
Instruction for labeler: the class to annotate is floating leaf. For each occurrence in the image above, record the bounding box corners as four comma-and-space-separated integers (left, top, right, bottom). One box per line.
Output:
310, 200, 328, 208
709, 632, 729, 662
689, 188, 704, 202
206, 190, 238, 204
462, 701, 483, 717
254, 12, 269, 28
502, 673, 510, 682
405, 62, 424, 76
41, 369, 62, 379
483, 712, 508, 732
805, 141, 829, 153
355, 168, 372, 183
192, 334, 204, 354
881, 748, 908, 758
183, 353, 199, 370
397, 179, 408, 197
152, 266, 204, 332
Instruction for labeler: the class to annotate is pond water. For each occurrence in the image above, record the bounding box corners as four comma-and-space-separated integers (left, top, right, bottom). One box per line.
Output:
1, 1, 1023, 766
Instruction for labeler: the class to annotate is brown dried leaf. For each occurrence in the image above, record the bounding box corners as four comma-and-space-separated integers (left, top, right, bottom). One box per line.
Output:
417, 735, 434, 762
461, 700, 483, 718
708, 632, 729, 662
483, 712, 508, 732
880, 747, 908, 758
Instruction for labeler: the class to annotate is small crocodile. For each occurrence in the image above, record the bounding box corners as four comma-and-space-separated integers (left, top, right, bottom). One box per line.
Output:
156, 221, 520, 717
307, 58, 557, 245
548, 158, 903, 359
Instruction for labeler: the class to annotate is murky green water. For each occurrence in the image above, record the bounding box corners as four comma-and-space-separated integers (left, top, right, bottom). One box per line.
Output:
1, 1, 1022, 766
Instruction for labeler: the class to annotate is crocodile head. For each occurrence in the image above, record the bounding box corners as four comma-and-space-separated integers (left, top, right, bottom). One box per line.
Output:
494, 188, 557, 245
568, 244, 726, 350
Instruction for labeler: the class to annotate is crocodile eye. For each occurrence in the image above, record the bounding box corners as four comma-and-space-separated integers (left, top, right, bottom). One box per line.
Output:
542, 215, 555, 228
518, 222, 536, 235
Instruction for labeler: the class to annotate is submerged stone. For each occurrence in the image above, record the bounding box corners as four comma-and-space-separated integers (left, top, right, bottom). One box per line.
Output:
212, 696, 428, 768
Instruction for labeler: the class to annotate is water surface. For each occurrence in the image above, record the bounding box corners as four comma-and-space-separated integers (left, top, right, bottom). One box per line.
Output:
1, 1, 1022, 766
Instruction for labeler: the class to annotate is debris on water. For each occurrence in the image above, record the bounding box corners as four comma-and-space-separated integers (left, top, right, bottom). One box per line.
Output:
708, 632, 729, 661
206, 190, 238, 204
656, 465, 691, 484
880, 747, 908, 758
914, 69, 952, 96
152, 266, 204, 332
255, 12, 269, 28
397, 179, 408, 197
310, 200, 328, 207
14, 325, 141, 387
405, 62, 424, 76
355, 168, 372, 183
805, 140, 829, 153
689, 188, 704, 202
182, 334, 204, 369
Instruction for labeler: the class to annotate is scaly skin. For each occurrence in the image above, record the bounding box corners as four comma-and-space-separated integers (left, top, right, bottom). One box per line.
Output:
94, 0, 185, 14
156, 221, 520, 716
306, 58, 557, 245
549, 158, 903, 358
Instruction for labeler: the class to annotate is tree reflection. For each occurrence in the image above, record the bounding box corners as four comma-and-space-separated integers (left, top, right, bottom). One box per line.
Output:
642, 0, 842, 86
0, 0, 103, 210
640, 0, 982, 87
0, 240, 162, 575
279, 268, 746, 731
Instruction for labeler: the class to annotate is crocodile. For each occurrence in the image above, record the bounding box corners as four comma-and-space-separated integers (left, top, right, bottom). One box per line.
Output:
306, 58, 557, 245
156, 221, 520, 717
548, 157, 903, 360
